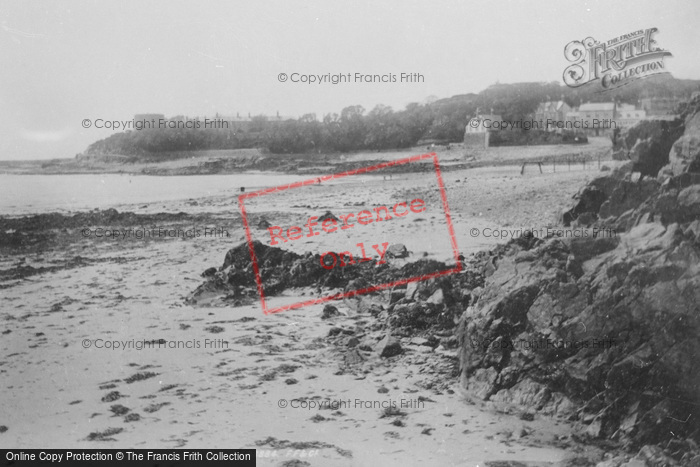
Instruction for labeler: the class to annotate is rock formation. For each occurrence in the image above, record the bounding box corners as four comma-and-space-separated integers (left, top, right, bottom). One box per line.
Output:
458, 97, 700, 463
187, 97, 700, 463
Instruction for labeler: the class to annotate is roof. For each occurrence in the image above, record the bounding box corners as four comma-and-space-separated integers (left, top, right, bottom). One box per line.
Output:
536, 101, 567, 113
579, 102, 615, 112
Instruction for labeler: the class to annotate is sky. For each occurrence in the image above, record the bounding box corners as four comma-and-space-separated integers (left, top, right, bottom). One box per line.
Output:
1, 0, 699, 160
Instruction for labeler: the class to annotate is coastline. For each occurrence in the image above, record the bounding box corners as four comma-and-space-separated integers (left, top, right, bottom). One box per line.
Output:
0, 139, 610, 177
0, 152, 619, 464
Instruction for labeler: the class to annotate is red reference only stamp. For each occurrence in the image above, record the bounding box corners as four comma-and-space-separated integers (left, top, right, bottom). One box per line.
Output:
238, 152, 461, 314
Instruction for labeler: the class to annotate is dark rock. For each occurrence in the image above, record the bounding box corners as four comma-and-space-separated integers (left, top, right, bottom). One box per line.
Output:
101, 391, 123, 403
318, 211, 339, 222
110, 404, 130, 416
624, 119, 684, 177
389, 288, 405, 304
124, 413, 140, 422
388, 302, 433, 330
358, 342, 374, 352
377, 334, 402, 358
201, 267, 217, 278
386, 244, 409, 259
321, 304, 340, 319
367, 304, 383, 317
257, 218, 272, 229
512, 230, 541, 250
572, 212, 596, 227
598, 179, 659, 220
190, 239, 390, 304
565, 254, 584, 278
562, 185, 607, 226
399, 259, 447, 277
440, 335, 459, 349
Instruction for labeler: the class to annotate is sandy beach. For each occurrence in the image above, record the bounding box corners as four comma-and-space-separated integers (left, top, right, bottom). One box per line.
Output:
4, 2, 700, 464
0, 149, 618, 466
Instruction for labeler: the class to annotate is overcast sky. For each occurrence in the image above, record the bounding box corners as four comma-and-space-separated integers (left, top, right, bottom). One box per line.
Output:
1, 0, 699, 160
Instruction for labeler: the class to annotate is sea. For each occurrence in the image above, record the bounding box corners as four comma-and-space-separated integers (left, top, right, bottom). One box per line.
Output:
0, 173, 316, 215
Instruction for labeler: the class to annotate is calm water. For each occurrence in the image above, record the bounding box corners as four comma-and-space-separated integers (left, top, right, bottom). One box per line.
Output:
0, 173, 314, 215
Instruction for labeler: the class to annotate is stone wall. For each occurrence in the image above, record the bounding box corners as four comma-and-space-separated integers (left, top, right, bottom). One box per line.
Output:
464, 131, 488, 150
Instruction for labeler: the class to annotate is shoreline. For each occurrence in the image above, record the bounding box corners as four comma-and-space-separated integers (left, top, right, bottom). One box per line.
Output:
0, 155, 629, 465
0, 139, 611, 177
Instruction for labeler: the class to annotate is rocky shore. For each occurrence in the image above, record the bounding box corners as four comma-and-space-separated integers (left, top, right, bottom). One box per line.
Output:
183, 97, 700, 466
458, 97, 700, 466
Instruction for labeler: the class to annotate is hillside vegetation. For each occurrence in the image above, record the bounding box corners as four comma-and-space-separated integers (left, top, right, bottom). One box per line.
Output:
83, 75, 700, 160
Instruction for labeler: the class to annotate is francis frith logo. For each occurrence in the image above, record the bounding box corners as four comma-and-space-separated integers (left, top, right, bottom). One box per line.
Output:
563, 28, 672, 91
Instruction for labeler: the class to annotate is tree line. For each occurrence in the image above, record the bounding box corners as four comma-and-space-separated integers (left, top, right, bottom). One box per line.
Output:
84, 75, 699, 157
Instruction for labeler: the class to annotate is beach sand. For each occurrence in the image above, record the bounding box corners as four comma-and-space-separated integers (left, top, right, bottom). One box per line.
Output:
0, 158, 617, 465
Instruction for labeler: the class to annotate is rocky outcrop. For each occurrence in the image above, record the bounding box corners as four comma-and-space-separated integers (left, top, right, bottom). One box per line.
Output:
562, 184, 608, 226
186, 240, 467, 310
0, 208, 194, 232
661, 101, 700, 179
561, 172, 663, 227
610, 118, 684, 174
0, 208, 210, 251
458, 98, 700, 461
624, 120, 683, 177
188, 240, 354, 306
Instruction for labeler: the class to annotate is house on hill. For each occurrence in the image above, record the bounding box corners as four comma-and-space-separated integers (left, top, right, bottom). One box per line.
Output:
534, 101, 571, 131
615, 104, 647, 129
464, 109, 502, 149
578, 102, 615, 119
566, 102, 616, 136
